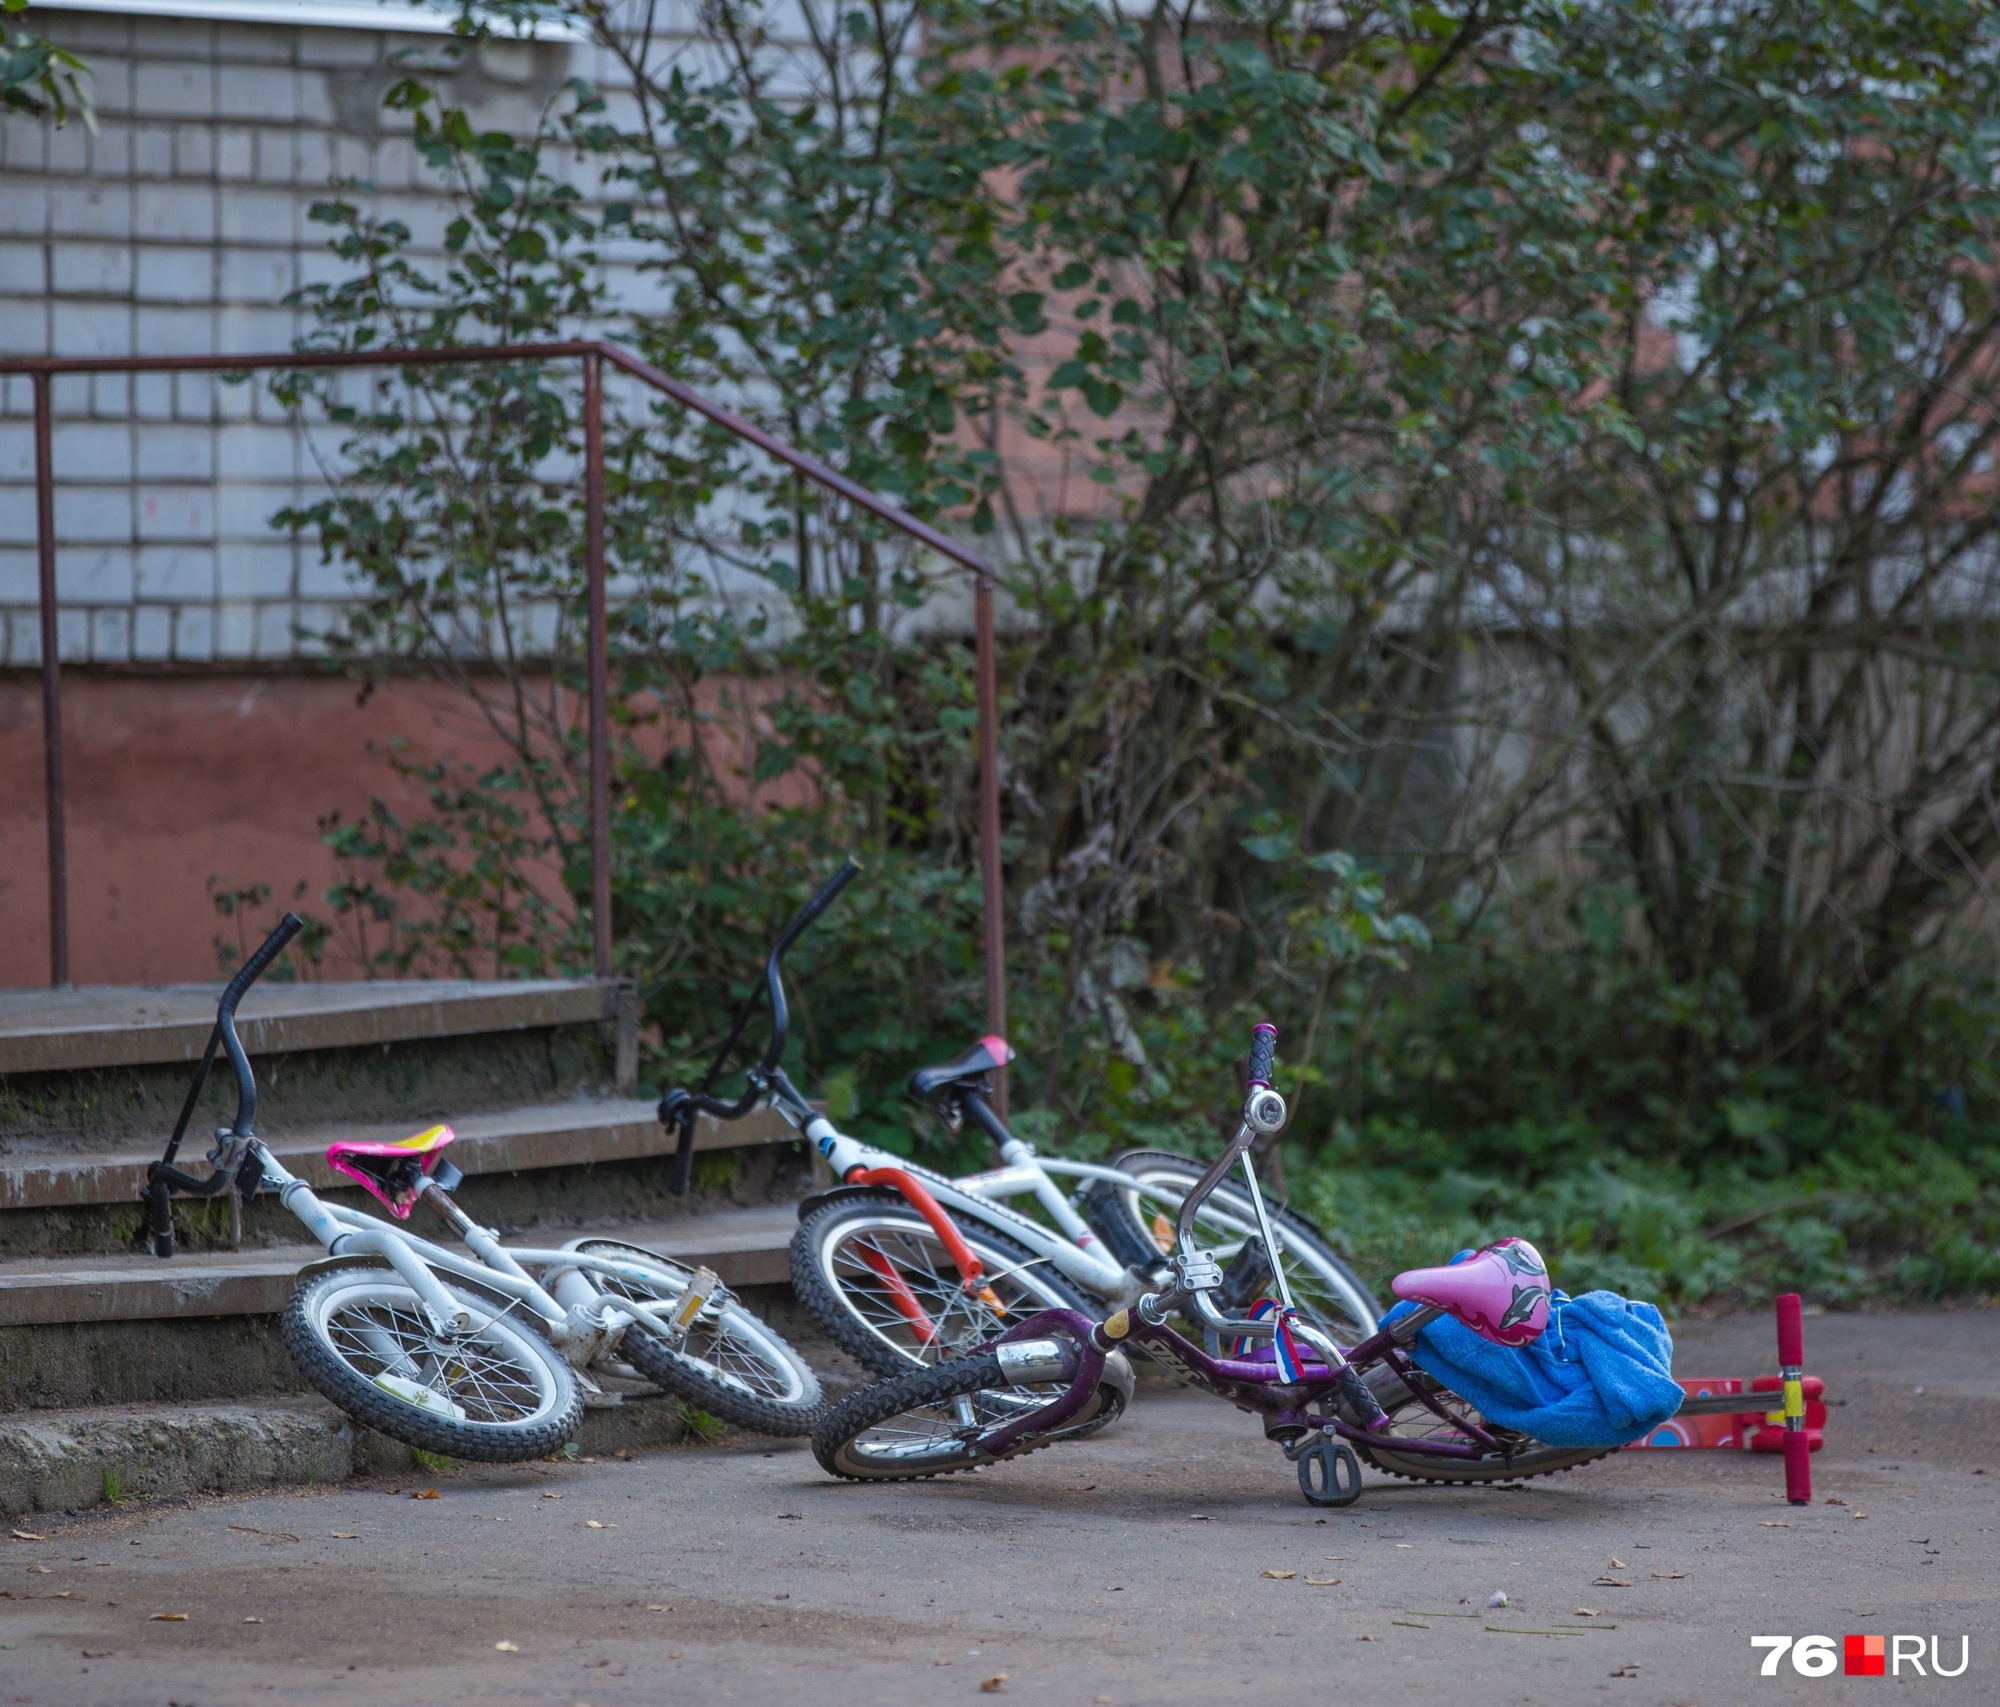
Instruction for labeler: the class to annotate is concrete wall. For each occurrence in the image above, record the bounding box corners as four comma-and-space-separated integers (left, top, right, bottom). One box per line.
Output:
0, 668, 531, 983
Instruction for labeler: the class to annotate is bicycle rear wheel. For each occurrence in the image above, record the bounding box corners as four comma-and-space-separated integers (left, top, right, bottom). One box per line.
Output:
1082, 1149, 1381, 1341
812, 1350, 1129, 1482
1353, 1364, 1614, 1484
283, 1266, 582, 1463
791, 1191, 1092, 1377
570, 1239, 824, 1437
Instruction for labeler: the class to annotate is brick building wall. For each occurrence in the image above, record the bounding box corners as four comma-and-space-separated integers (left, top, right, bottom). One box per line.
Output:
0, 3, 585, 669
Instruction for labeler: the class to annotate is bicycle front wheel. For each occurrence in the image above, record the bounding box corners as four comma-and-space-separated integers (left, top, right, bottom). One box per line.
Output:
1083, 1149, 1381, 1341
812, 1350, 1128, 1482
568, 1238, 823, 1437
282, 1266, 582, 1463
791, 1190, 1093, 1378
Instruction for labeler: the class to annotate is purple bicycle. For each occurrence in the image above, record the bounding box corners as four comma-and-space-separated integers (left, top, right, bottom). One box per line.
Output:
811, 1022, 1615, 1506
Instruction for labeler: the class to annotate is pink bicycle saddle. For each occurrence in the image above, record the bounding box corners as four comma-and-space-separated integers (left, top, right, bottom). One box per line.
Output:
1390, 1237, 1551, 1347
326, 1124, 456, 1220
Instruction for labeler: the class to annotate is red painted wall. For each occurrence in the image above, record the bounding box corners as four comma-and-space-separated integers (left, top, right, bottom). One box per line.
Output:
0, 672, 542, 987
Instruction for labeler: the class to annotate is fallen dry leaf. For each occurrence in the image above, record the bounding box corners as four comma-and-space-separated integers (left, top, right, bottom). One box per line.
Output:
243, 1618, 263, 1625
412, 1489, 441, 1501
1575, 1608, 1601, 1618
329, 1532, 359, 1541
49, 1590, 74, 1599
1761, 1520, 1791, 1528
1852, 1512, 1869, 1520
1608, 1664, 1640, 1678
645, 1605, 673, 1613
1607, 1556, 1626, 1569
979, 1674, 1009, 1693
541, 1491, 564, 1501
668, 1649, 683, 1660
1394, 1543, 1413, 1550
1825, 1497, 1847, 1506
494, 1640, 520, 1653
148, 1613, 188, 1622
12, 1530, 46, 1542
1261, 1570, 1297, 1579
934, 1658, 951, 1667
1651, 1572, 1687, 1580
81, 1649, 112, 1657
1306, 1577, 1342, 1587
1592, 1578, 1632, 1588
1355, 1634, 1379, 1642
584, 1521, 617, 1530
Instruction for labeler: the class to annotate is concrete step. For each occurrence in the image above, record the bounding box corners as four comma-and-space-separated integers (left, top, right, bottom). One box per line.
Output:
0, 978, 637, 1148
0, 1393, 720, 1520
0, 1097, 796, 1214
0, 1204, 801, 1328
0, 979, 633, 1077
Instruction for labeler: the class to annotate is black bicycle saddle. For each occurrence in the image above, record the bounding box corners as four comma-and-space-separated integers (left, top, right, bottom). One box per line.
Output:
907, 1034, 1015, 1109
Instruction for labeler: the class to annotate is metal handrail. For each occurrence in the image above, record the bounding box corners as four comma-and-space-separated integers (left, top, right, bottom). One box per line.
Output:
0, 339, 1010, 1096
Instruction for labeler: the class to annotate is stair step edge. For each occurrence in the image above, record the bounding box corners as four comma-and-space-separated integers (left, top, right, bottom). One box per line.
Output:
0, 979, 627, 1077
0, 1101, 796, 1212
0, 1206, 800, 1326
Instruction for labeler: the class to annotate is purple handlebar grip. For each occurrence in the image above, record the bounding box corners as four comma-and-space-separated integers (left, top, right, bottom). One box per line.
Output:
1247, 1022, 1277, 1088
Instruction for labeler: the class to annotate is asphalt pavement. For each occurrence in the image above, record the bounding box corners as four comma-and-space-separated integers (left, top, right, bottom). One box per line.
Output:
0, 1306, 1993, 1705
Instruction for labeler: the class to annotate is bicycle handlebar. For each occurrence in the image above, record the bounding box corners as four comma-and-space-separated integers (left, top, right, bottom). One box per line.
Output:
660, 857, 862, 1192
218, 912, 304, 1139
148, 911, 303, 1257
1170, 1022, 1279, 1262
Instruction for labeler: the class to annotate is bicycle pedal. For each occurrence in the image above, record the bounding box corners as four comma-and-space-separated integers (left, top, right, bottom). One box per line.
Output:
665, 1266, 723, 1340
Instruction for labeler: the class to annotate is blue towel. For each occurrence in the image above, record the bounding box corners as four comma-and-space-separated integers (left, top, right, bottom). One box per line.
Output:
1383, 1279, 1683, 1450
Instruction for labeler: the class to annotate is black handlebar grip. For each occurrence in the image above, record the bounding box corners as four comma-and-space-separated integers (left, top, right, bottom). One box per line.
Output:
771, 857, 862, 959
223, 912, 306, 1008
1246, 1022, 1278, 1089
660, 1088, 698, 1196
148, 1179, 176, 1259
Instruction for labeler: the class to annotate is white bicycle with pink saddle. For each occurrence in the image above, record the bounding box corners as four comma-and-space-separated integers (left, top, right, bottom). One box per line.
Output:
141, 916, 824, 1462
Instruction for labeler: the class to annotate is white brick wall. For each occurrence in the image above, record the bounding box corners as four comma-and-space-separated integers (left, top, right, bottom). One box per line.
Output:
0, 12, 586, 666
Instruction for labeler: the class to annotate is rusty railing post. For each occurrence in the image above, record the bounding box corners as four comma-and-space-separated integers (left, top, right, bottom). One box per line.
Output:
583, 349, 612, 982
975, 566, 1006, 1116
32, 370, 69, 989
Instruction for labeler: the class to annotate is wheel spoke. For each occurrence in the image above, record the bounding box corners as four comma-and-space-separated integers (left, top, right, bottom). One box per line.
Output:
311, 1279, 559, 1428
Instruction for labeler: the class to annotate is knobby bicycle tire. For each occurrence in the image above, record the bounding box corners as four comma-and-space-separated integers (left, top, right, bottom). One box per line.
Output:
282, 1266, 583, 1463
1351, 1366, 1615, 1484
812, 1350, 1127, 1482
567, 1239, 823, 1437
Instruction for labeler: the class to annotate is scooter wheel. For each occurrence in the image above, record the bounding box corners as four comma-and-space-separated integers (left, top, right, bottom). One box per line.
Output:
1298, 1435, 1364, 1507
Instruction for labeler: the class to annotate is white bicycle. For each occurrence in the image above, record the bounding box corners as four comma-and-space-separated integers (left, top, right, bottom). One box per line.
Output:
145, 917, 823, 1461
655, 861, 1382, 1384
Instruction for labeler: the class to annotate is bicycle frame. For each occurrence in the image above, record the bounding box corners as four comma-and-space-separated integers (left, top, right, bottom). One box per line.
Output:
254, 1141, 721, 1372
798, 1108, 1146, 1305
879, 1023, 1494, 1476
987, 1305, 1490, 1462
